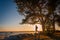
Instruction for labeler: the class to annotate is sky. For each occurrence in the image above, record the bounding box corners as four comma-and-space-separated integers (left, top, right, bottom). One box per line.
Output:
0, 0, 22, 26
0, 0, 25, 31
0, 0, 43, 31
0, 0, 60, 31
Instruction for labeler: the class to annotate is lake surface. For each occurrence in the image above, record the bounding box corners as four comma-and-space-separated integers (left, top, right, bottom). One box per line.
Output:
0, 31, 35, 39
0, 31, 35, 37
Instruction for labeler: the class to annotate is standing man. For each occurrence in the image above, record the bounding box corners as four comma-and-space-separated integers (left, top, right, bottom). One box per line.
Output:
35, 25, 38, 33
34, 25, 39, 40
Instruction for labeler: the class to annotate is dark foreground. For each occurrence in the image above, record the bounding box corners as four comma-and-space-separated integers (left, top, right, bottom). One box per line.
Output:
1, 31, 60, 40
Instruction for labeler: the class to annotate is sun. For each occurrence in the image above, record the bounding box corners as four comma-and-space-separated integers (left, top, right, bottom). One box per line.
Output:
33, 24, 43, 31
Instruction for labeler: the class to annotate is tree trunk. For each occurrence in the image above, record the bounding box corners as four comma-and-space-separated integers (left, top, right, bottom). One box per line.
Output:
52, 15, 55, 33
42, 23, 45, 33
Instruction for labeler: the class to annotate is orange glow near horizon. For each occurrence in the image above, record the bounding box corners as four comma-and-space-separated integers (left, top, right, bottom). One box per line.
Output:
0, 24, 43, 31
0, 24, 60, 32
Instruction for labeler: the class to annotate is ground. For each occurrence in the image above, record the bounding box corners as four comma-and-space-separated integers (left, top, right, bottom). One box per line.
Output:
4, 31, 60, 40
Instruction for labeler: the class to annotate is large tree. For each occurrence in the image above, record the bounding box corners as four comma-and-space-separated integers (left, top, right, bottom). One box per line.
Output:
15, 0, 60, 33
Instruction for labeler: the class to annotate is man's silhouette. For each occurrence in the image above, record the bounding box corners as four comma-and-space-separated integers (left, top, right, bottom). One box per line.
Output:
35, 25, 38, 32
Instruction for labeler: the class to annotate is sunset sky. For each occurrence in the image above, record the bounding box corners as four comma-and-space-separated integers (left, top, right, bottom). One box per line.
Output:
0, 0, 60, 31
0, 0, 39, 31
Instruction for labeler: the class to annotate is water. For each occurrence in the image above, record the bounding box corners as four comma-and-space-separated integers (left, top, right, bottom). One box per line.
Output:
0, 31, 35, 39
0, 31, 34, 34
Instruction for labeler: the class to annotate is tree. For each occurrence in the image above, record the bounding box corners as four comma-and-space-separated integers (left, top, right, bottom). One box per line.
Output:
15, 0, 60, 33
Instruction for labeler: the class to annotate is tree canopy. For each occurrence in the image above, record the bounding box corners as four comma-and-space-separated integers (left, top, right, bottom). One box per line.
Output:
15, 0, 60, 32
